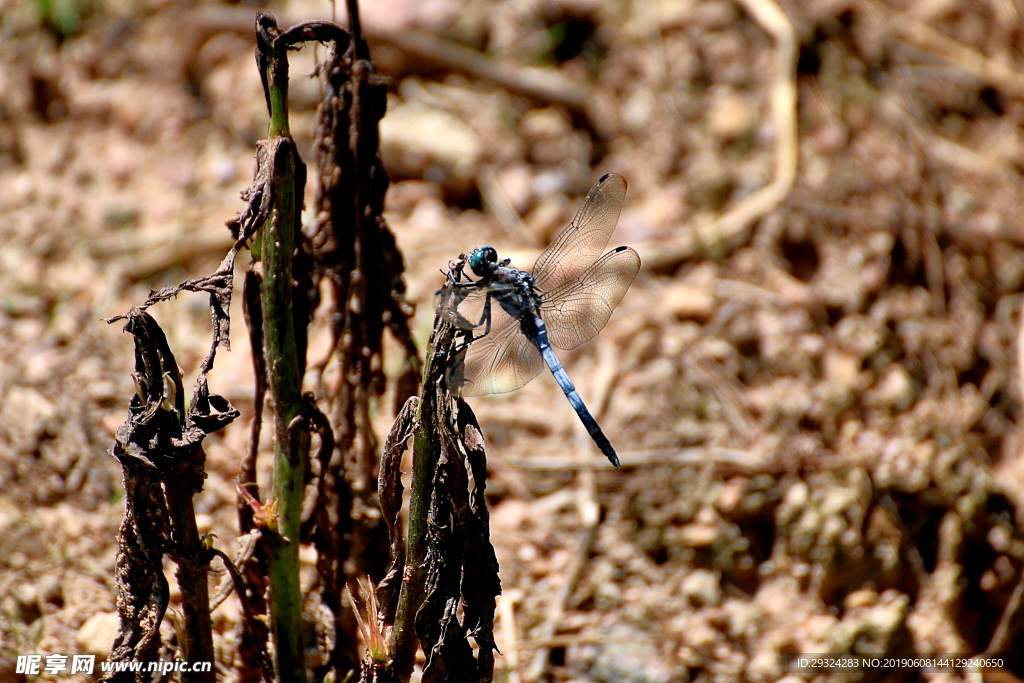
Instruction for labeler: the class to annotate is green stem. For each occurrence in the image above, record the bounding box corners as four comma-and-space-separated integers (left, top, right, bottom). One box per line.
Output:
261, 139, 309, 683
387, 318, 457, 680
252, 14, 309, 682
388, 416, 432, 678
257, 12, 291, 140
266, 71, 290, 139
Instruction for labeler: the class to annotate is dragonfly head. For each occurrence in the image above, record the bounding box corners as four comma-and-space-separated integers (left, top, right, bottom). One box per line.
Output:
468, 246, 498, 277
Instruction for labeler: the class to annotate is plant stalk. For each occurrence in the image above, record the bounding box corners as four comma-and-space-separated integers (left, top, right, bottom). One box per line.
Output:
256, 14, 309, 681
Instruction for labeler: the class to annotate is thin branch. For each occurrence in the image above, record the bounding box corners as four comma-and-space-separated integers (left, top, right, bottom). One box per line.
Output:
641, 0, 798, 270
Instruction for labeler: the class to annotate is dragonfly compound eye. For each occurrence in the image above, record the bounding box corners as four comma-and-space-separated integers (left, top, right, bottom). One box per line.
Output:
469, 246, 498, 276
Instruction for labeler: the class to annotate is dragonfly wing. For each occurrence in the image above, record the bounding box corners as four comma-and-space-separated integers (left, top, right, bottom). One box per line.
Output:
540, 245, 641, 350
436, 285, 489, 331
438, 284, 544, 396
532, 174, 628, 291
459, 315, 544, 396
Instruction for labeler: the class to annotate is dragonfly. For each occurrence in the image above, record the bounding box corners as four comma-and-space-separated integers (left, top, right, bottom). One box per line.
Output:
438, 173, 641, 467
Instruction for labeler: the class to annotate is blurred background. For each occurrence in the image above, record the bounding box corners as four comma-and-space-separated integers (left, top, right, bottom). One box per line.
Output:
2, 0, 1024, 680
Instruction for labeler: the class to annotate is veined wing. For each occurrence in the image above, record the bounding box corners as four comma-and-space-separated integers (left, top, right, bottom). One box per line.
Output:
539, 245, 641, 350
436, 283, 489, 332
438, 284, 544, 397
532, 174, 628, 292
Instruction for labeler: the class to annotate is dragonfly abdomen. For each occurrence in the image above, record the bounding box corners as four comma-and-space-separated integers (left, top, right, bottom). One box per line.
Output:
530, 313, 621, 467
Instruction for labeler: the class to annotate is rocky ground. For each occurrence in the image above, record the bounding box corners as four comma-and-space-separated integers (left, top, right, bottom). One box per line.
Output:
2, 0, 1024, 681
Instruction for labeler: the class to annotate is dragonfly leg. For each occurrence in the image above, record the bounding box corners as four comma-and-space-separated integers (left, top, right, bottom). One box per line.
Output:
445, 289, 496, 396
451, 290, 496, 358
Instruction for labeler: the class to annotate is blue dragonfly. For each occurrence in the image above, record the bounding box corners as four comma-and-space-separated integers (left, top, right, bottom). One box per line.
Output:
438, 173, 641, 466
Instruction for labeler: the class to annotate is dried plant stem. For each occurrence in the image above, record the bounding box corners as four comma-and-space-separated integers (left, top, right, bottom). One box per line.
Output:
380, 298, 499, 682
164, 475, 215, 683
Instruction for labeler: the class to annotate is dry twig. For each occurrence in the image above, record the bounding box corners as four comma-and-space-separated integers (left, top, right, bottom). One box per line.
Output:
642, 0, 798, 270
